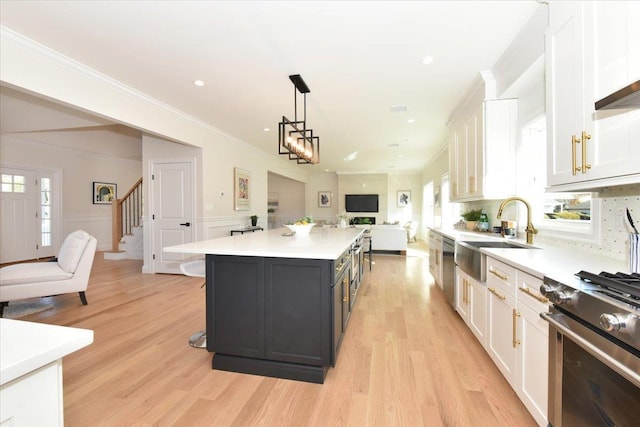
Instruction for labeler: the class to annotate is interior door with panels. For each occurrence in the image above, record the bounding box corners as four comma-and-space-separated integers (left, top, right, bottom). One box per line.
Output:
151, 160, 194, 273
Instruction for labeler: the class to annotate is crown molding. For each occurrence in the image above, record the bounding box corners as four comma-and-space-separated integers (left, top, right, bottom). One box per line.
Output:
0, 25, 248, 146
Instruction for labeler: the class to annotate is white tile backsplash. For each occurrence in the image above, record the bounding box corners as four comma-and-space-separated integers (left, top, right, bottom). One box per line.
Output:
464, 184, 640, 263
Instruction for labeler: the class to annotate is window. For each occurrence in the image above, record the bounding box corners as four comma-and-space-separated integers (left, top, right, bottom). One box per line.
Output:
40, 177, 52, 247
518, 116, 598, 242
1, 174, 25, 193
441, 173, 460, 229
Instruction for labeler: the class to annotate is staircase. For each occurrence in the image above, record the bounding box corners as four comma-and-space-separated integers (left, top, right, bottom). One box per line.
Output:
104, 225, 143, 260
103, 178, 143, 260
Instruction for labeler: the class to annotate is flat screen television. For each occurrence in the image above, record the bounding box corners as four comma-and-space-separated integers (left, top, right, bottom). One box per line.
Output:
345, 194, 379, 212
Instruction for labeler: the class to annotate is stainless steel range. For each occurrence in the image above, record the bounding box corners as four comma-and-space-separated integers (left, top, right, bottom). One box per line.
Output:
540, 271, 640, 427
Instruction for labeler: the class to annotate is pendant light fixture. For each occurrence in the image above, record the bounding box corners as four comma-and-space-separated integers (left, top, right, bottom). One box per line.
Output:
278, 74, 320, 164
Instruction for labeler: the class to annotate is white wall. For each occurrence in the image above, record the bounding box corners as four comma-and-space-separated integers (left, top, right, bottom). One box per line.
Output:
305, 172, 339, 223
421, 145, 450, 230
267, 172, 305, 227
0, 133, 141, 250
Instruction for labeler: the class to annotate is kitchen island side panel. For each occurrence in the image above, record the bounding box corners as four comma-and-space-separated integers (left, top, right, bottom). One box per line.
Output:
207, 255, 265, 358
264, 258, 332, 366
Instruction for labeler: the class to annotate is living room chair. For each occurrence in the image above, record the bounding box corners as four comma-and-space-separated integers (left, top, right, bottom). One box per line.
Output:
0, 230, 97, 317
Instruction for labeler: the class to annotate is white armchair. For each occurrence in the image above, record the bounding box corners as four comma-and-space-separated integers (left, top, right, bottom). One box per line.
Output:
0, 230, 97, 317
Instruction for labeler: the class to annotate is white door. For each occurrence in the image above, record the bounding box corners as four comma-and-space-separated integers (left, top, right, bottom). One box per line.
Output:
1, 167, 57, 263
151, 160, 194, 274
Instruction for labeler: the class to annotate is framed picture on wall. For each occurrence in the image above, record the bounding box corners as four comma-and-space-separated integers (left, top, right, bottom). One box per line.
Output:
234, 168, 250, 211
93, 182, 117, 204
397, 190, 411, 207
318, 191, 331, 207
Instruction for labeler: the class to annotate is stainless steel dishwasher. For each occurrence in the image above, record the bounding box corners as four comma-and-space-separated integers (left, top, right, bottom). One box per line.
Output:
442, 236, 455, 308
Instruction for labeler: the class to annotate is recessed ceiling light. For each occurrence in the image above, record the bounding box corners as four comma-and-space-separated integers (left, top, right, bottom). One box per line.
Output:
422, 55, 434, 65
390, 105, 408, 113
407, 119, 415, 124
263, 128, 270, 132
344, 151, 358, 161
194, 80, 205, 87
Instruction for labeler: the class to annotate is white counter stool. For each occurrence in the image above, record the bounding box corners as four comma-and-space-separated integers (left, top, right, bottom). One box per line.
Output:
180, 260, 207, 349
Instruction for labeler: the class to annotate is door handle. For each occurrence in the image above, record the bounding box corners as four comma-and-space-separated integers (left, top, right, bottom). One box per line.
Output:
179, 222, 191, 227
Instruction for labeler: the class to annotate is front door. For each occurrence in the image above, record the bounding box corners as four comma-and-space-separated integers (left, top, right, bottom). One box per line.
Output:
0, 167, 57, 263
151, 160, 194, 273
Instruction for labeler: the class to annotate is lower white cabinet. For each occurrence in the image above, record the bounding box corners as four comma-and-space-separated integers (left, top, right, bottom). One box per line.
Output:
455, 267, 487, 347
486, 256, 549, 427
487, 284, 517, 388
1, 361, 63, 426
515, 271, 549, 427
428, 231, 443, 288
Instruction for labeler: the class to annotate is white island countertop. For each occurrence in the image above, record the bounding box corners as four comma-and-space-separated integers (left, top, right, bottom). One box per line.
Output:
0, 319, 93, 385
164, 227, 365, 260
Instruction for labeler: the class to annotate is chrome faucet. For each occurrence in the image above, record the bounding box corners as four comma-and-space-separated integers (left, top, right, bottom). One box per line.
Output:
497, 197, 538, 245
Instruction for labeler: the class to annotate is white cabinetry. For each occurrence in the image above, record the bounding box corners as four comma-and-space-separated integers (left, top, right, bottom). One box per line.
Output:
516, 271, 549, 427
448, 72, 517, 201
455, 267, 487, 347
546, 0, 640, 190
428, 231, 443, 288
486, 259, 517, 387
486, 257, 549, 427
0, 319, 93, 427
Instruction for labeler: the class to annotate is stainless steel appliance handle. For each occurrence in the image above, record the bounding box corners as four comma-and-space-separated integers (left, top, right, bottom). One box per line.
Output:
541, 312, 640, 386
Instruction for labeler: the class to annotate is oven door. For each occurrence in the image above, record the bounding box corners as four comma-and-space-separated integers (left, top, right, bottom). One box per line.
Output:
541, 309, 640, 427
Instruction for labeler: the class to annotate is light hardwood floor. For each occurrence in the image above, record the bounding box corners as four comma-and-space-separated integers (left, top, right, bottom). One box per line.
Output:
15, 247, 536, 426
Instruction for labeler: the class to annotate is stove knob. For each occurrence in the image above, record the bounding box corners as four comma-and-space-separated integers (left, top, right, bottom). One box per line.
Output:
600, 313, 624, 332
550, 289, 575, 305
539, 283, 557, 297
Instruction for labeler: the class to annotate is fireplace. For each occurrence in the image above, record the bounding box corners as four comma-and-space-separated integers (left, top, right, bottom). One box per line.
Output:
351, 216, 376, 225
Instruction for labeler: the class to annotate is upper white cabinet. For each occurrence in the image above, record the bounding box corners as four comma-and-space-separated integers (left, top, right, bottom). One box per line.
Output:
449, 72, 518, 201
546, 1, 640, 190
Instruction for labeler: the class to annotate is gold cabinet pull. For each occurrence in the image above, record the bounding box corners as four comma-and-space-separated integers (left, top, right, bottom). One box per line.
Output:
512, 309, 521, 348
468, 176, 475, 193
335, 262, 343, 272
452, 183, 458, 197
572, 134, 581, 175
582, 131, 592, 174
462, 278, 466, 304
489, 268, 508, 281
488, 287, 506, 301
519, 286, 549, 304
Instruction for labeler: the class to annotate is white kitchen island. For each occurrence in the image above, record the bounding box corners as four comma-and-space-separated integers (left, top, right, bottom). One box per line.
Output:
0, 319, 93, 426
165, 226, 364, 383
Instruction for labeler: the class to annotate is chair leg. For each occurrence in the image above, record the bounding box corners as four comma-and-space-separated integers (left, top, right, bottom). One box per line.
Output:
79, 291, 88, 305
0, 301, 7, 318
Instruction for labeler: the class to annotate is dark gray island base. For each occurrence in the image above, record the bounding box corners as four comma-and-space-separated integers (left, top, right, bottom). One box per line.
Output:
205, 247, 360, 383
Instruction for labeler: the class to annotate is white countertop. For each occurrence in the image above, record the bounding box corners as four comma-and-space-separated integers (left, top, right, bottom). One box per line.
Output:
429, 226, 628, 285
0, 319, 93, 385
164, 226, 364, 260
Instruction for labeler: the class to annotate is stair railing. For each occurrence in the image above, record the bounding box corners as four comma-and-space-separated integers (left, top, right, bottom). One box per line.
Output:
111, 178, 143, 252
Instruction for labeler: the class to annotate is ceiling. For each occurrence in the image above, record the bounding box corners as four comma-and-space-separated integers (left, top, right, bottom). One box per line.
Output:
0, 1, 541, 174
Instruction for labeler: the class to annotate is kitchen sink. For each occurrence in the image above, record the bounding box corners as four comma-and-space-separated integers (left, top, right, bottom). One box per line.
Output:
454, 240, 538, 282
460, 241, 532, 249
